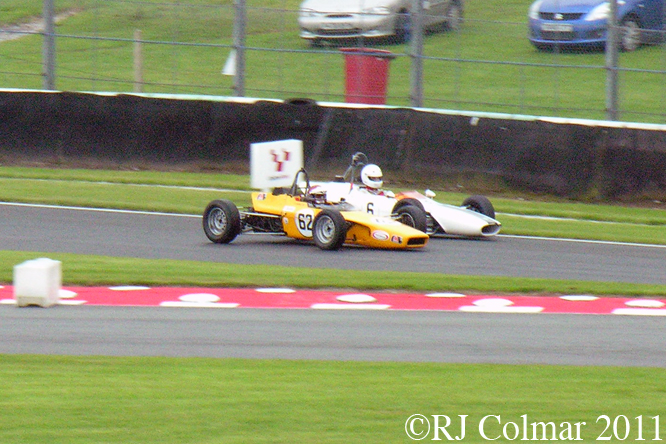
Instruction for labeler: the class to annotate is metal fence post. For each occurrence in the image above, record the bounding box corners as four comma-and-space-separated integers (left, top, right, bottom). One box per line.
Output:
409, 0, 424, 108
233, 0, 246, 97
133, 29, 144, 93
42, 0, 56, 90
605, 0, 619, 121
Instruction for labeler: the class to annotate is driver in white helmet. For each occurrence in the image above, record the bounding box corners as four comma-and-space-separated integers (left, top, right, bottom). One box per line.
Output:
359, 164, 388, 195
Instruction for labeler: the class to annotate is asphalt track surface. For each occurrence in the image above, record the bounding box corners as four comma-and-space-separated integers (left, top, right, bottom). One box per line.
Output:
2, 203, 666, 366
2, 306, 666, 367
2, 202, 666, 284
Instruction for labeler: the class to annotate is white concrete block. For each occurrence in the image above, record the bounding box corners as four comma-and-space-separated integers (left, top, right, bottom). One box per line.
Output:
13, 258, 62, 307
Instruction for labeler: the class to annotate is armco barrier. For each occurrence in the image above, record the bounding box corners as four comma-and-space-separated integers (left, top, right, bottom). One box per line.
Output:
1, 89, 666, 199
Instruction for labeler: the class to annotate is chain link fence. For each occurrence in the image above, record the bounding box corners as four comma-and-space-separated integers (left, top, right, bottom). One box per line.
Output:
1, 0, 665, 123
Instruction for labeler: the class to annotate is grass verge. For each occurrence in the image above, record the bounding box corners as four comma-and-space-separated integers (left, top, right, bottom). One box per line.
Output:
1, 355, 665, 444
2, 251, 666, 297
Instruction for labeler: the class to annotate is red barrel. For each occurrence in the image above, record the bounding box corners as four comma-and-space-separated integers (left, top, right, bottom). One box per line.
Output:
340, 47, 395, 105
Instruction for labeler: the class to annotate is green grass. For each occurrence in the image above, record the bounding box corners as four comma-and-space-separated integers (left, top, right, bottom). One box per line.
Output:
2, 0, 665, 122
4, 250, 666, 296
0, 356, 664, 444
0, 166, 252, 188
0, 176, 250, 214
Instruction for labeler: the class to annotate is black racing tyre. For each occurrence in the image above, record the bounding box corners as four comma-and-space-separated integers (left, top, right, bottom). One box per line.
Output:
396, 205, 428, 233
313, 209, 347, 250
462, 195, 495, 219
392, 197, 425, 212
203, 199, 242, 243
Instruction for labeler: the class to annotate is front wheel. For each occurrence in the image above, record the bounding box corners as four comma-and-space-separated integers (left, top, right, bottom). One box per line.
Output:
462, 195, 495, 219
396, 205, 428, 233
203, 199, 242, 243
313, 209, 347, 250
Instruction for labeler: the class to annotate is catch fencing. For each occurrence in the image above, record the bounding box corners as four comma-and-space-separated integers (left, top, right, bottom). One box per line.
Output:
1, 0, 665, 123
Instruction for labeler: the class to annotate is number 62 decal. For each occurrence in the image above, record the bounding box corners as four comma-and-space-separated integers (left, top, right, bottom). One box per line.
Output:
295, 209, 315, 237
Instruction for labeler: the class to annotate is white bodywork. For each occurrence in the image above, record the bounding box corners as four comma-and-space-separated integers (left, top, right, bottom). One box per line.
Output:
310, 181, 501, 237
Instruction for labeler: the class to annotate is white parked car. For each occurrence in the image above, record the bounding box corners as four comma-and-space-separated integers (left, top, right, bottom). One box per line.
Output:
298, 0, 463, 45
310, 153, 501, 238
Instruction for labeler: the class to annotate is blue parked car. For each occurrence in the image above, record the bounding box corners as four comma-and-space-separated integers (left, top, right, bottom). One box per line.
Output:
528, 0, 664, 52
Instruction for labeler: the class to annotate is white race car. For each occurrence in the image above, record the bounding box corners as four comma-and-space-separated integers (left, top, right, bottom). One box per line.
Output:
310, 153, 501, 238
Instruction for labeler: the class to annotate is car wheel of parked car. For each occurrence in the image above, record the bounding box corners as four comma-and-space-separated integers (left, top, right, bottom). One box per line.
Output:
313, 209, 347, 250
393, 10, 411, 44
203, 199, 242, 243
619, 16, 642, 52
462, 195, 496, 219
444, 2, 463, 32
396, 205, 428, 233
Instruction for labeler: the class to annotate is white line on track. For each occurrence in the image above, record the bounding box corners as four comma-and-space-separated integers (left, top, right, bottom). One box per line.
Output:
500, 234, 666, 249
3, 201, 666, 250
499, 212, 658, 227
0, 201, 200, 218
0, 177, 251, 193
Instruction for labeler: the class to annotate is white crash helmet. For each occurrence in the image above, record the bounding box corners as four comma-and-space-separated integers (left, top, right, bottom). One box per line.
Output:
361, 164, 383, 189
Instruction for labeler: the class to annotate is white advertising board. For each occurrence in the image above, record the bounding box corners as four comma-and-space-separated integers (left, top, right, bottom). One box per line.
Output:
250, 139, 303, 190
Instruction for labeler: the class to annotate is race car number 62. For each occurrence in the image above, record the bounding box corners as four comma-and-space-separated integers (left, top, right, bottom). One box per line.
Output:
296, 210, 314, 237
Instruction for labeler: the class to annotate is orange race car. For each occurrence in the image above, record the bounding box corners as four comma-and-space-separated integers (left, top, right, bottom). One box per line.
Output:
203, 168, 428, 251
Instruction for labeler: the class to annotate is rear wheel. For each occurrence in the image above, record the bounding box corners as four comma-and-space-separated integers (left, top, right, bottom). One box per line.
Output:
393, 10, 411, 44
393, 197, 425, 212
313, 209, 347, 250
462, 195, 495, 219
444, 3, 462, 32
619, 17, 641, 52
203, 199, 242, 243
396, 205, 428, 233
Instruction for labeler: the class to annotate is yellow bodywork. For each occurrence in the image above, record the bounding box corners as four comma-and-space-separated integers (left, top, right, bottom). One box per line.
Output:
251, 191, 428, 249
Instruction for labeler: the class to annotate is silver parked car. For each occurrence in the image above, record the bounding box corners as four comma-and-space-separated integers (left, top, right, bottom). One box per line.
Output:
298, 0, 463, 45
